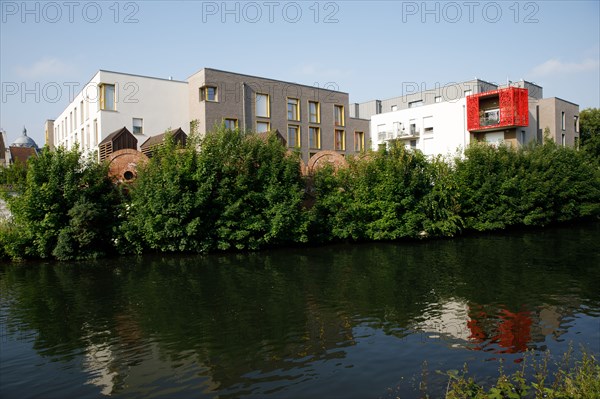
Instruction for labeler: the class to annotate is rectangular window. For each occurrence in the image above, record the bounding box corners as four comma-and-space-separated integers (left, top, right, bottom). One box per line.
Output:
521, 130, 526, 144
574, 115, 579, 133
85, 98, 89, 120
334, 105, 345, 126
200, 86, 217, 102
80, 100, 84, 123
74, 107, 77, 127
410, 139, 417, 149
334, 129, 345, 151
132, 118, 143, 134
391, 105, 398, 112
309, 127, 321, 149
561, 133, 566, 146
256, 121, 270, 133
287, 125, 300, 148
434, 96, 442, 103
100, 84, 115, 111
256, 93, 270, 118
224, 118, 238, 130
309, 101, 320, 123
287, 98, 299, 121
561, 112, 566, 130
354, 131, 364, 152
408, 100, 423, 108
93, 119, 98, 147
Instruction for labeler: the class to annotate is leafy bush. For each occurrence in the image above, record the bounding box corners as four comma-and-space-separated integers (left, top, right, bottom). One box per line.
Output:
1, 146, 121, 260
121, 126, 307, 253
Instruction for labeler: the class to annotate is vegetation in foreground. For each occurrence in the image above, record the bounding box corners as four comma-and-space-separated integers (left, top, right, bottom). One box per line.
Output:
1, 121, 600, 261
441, 349, 600, 399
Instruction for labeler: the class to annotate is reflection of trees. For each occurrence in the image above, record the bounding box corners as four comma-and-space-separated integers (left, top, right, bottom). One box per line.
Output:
1, 223, 599, 396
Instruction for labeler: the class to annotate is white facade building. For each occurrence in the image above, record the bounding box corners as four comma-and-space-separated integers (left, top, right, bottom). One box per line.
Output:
53, 70, 189, 159
371, 98, 469, 156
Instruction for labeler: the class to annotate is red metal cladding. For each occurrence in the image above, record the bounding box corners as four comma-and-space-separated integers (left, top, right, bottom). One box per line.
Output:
466, 87, 529, 131
466, 95, 480, 131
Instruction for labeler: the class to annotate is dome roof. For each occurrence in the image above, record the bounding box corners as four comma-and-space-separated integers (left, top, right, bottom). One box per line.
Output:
11, 127, 38, 149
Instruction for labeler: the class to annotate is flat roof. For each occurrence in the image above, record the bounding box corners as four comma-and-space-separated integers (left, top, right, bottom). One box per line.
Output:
98, 69, 187, 84
188, 67, 349, 94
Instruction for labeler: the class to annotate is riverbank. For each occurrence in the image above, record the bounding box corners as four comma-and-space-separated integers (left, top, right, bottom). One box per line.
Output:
1, 127, 599, 261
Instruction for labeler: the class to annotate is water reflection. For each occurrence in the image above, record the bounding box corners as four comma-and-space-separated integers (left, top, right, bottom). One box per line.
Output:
1, 223, 599, 398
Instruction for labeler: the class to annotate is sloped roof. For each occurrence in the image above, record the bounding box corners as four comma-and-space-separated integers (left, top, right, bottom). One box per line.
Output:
9, 146, 37, 164
99, 127, 136, 146
140, 127, 186, 149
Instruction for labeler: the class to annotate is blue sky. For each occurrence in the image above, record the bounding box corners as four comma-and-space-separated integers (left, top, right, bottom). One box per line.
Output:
1, 0, 599, 146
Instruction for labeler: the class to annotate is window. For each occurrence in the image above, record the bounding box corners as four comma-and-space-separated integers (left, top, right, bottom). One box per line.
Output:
69, 112, 73, 132
561, 133, 566, 146
80, 100, 84, 123
574, 115, 579, 133
287, 98, 299, 121
410, 139, 417, 149
391, 105, 398, 112
100, 84, 115, 111
256, 121, 270, 133
434, 96, 442, 103
464, 90, 472, 97
354, 131, 364, 152
256, 93, 270, 117
74, 107, 77, 127
309, 127, 321, 149
521, 130, 526, 144
85, 98, 89, 120
224, 118, 238, 130
408, 100, 423, 108
561, 112, 566, 130
334, 105, 345, 126
335, 129, 345, 151
200, 86, 217, 102
132, 118, 143, 134
309, 101, 320, 123
287, 125, 300, 148
93, 119, 98, 147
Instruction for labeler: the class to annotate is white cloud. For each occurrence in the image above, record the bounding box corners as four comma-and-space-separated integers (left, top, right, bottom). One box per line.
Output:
15, 57, 75, 79
530, 58, 599, 77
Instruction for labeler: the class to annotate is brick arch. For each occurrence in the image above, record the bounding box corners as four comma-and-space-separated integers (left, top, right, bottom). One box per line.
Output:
107, 149, 148, 183
286, 149, 308, 176
307, 150, 347, 174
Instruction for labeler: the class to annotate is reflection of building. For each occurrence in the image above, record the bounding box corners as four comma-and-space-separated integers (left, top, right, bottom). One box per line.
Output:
362, 79, 579, 155
467, 308, 532, 354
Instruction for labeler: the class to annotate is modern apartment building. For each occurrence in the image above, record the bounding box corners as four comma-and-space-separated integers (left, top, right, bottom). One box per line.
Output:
52, 70, 189, 159
51, 68, 370, 163
188, 68, 370, 162
364, 79, 578, 155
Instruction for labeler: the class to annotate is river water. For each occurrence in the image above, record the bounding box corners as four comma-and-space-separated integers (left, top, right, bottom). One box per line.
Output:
1, 223, 599, 398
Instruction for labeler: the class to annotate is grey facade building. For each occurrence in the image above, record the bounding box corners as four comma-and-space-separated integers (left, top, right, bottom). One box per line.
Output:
188, 68, 370, 162
536, 97, 580, 147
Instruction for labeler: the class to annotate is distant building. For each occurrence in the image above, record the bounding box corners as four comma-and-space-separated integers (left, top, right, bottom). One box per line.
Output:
45, 120, 55, 150
8, 127, 39, 164
0, 129, 8, 167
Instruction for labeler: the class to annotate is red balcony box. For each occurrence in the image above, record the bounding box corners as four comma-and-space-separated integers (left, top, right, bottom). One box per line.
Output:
467, 87, 529, 132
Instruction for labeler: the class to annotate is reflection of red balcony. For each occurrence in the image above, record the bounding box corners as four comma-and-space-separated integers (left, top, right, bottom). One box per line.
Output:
467, 87, 529, 132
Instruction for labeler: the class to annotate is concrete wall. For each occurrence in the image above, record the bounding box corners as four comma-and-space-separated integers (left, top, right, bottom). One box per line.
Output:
537, 97, 579, 146
370, 98, 468, 156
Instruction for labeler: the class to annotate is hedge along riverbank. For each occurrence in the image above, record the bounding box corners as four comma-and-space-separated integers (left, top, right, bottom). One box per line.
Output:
1, 127, 599, 261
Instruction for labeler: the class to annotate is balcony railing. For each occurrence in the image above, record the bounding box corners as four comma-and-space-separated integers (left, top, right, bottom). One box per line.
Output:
480, 117, 500, 126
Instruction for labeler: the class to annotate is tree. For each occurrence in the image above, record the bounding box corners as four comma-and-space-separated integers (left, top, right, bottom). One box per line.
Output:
579, 108, 600, 160
2, 146, 121, 260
